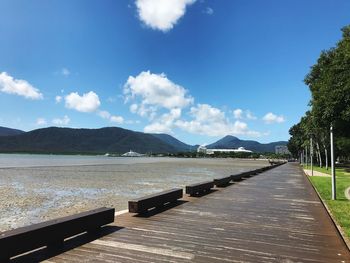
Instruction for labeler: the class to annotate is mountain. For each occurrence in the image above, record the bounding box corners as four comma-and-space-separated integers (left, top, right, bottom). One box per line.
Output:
151, 133, 195, 152
0, 127, 177, 154
207, 135, 287, 153
0, 126, 24, 136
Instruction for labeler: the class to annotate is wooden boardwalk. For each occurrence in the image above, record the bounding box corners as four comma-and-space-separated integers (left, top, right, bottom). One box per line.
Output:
14, 163, 350, 262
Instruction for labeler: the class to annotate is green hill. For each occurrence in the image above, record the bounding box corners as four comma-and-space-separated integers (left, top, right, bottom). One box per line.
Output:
0, 127, 177, 154
0, 126, 24, 137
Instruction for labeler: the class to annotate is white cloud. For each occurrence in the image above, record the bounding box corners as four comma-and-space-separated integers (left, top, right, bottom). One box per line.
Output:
98, 110, 111, 119
144, 108, 181, 133
110, 115, 124, 124
65, 91, 101, 113
52, 115, 70, 126
175, 104, 261, 137
233, 109, 257, 120
124, 71, 192, 121
262, 112, 285, 124
246, 110, 257, 120
135, 0, 196, 32
233, 109, 243, 119
36, 118, 47, 126
124, 71, 193, 110
130, 103, 138, 113
204, 7, 213, 15
0, 72, 43, 100
61, 68, 70, 77
55, 95, 62, 103
97, 110, 124, 124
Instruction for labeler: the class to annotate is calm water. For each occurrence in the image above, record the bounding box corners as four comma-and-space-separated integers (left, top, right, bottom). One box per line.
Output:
0, 154, 268, 231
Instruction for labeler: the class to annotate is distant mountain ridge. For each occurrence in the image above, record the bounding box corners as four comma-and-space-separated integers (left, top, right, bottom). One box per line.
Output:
0, 126, 24, 136
207, 135, 287, 153
0, 127, 177, 154
151, 133, 196, 152
0, 126, 287, 154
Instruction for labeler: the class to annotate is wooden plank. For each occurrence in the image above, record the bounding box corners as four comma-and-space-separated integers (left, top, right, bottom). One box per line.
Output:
0, 207, 115, 261
185, 181, 214, 196
128, 188, 183, 214
17, 163, 350, 262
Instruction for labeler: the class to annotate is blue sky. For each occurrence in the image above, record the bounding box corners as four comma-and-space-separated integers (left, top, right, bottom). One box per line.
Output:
0, 0, 349, 145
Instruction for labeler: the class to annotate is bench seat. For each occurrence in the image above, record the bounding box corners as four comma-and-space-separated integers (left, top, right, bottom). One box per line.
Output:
128, 188, 183, 214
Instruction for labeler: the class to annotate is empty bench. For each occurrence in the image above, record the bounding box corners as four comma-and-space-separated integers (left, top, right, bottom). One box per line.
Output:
231, 174, 243, 181
214, 176, 232, 187
239, 171, 254, 178
128, 188, 183, 214
0, 207, 115, 261
186, 181, 214, 196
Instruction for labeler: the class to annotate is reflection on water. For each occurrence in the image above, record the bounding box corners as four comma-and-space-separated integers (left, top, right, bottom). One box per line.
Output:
0, 154, 268, 231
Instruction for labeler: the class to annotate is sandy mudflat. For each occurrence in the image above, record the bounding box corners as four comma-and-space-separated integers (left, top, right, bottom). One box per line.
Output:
0, 156, 268, 232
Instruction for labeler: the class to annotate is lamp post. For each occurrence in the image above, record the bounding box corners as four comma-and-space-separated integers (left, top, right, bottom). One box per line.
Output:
305, 145, 308, 169
310, 135, 314, 176
330, 125, 336, 200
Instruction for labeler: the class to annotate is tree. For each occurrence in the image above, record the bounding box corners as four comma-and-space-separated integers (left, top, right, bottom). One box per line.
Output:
304, 25, 350, 138
290, 25, 350, 161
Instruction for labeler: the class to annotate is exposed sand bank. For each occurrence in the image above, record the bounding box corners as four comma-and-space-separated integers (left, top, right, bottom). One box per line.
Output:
0, 156, 268, 232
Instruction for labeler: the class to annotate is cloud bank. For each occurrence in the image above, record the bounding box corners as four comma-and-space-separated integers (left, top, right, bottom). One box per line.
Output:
124, 71, 262, 137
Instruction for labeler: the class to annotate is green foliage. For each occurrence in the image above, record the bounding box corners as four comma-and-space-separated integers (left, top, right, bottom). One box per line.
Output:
305, 26, 350, 132
289, 25, 350, 160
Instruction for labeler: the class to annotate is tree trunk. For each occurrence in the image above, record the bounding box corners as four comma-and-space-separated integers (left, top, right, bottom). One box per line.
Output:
316, 142, 322, 168
324, 144, 328, 170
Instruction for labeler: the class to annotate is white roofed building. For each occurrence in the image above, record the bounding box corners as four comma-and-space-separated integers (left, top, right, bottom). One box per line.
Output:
197, 146, 252, 155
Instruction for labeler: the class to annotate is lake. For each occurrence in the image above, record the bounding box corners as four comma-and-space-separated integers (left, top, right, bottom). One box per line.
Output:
0, 154, 268, 231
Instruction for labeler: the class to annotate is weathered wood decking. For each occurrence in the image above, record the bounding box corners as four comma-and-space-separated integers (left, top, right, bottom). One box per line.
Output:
13, 163, 350, 262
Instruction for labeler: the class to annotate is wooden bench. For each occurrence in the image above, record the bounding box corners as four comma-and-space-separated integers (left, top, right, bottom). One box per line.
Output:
214, 176, 232, 187
240, 171, 254, 178
128, 188, 183, 214
0, 207, 115, 261
231, 174, 243, 181
252, 168, 264, 174
186, 181, 214, 196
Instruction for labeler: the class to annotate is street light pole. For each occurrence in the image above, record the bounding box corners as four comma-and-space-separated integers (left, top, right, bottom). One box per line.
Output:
310, 136, 313, 176
305, 145, 308, 169
330, 125, 336, 200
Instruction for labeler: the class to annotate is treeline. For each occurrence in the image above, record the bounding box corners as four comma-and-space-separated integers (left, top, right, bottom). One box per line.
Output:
288, 25, 350, 164
168, 151, 289, 159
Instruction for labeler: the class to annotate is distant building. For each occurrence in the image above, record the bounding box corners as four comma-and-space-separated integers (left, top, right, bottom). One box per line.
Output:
197, 146, 252, 154
197, 145, 207, 154
275, 145, 290, 155
122, 150, 144, 157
